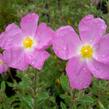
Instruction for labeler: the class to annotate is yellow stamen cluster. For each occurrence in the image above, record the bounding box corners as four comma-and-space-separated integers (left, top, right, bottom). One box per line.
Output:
23, 37, 33, 49
80, 45, 93, 59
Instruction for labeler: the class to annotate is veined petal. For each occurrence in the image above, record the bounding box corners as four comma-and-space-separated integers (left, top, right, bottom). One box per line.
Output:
53, 26, 81, 60
20, 13, 39, 36
87, 58, 109, 80
6, 23, 21, 34
0, 23, 23, 50
79, 15, 107, 43
29, 50, 50, 70
94, 34, 109, 64
3, 48, 28, 71
66, 57, 92, 90
0, 54, 8, 74
36, 23, 54, 49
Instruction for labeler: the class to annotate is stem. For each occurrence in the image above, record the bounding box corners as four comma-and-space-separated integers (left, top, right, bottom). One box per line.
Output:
33, 69, 39, 109
69, 89, 73, 108
57, 0, 61, 9
69, 88, 76, 109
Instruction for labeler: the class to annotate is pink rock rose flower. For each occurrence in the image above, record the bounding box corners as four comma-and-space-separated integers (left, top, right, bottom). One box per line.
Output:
0, 13, 54, 71
52, 15, 109, 89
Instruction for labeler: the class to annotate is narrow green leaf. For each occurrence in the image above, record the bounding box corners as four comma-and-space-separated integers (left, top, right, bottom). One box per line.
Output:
1, 81, 6, 91
60, 102, 67, 109
60, 74, 69, 91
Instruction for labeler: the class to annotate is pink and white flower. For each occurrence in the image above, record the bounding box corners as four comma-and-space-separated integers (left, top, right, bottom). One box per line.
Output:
52, 15, 109, 89
0, 13, 54, 71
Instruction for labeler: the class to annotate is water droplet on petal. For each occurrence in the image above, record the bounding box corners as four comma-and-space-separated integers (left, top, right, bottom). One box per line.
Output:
63, 47, 67, 50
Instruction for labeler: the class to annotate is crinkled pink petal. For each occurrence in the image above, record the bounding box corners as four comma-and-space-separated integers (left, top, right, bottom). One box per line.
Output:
5, 23, 21, 33
79, 15, 107, 43
53, 26, 81, 60
87, 58, 109, 80
66, 57, 92, 90
94, 34, 109, 64
29, 50, 50, 70
35, 23, 54, 49
3, 48, 28, 71
0, 23, 23, 49
20, 13, 39, 36
0, 32, 6, 49
0, 54, 8, 74
0, 65, 8, 74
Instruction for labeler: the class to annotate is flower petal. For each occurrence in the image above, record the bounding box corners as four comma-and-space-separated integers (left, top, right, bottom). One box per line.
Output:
0, 54, 8, 74
0, 32, 6, 49
0, 65, 8, 74
0, 23, 23, 50
53, 26, 81, 60
36, 23, 54, 49
87, 58, 109, 80
3, 48, 28, 71
5, 23, 21, 34
20, 13, 39, 36
79, 15, 107, 43
94, 34, 109, 64
66, 57, 92, 90
29, 50, 50, 70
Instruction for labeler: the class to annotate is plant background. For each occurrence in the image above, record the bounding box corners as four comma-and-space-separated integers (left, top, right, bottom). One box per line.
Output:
0, 0, 109, 109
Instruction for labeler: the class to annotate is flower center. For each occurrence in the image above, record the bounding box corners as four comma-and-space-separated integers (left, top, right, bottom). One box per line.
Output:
80, 45, 93, 59
23, 37, 33, 49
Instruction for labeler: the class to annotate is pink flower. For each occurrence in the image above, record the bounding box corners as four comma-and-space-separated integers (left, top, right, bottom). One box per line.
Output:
0, 53, 8, 73
52, 15, 109, 90
0, 13, 54, 71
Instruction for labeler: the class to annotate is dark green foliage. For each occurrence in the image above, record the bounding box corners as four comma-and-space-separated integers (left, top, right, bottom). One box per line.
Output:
0, 0, 109, 109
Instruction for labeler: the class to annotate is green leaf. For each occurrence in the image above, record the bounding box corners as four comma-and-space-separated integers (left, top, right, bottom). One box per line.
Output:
60, 94, 71, 104
60, 74, 69, 91
78, 96, 94, 105
1, 81, 6, 91
21, 95, 33, 109
98, 101, 106, 109
60, 102, 67, 109
37, 92, 49, 103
